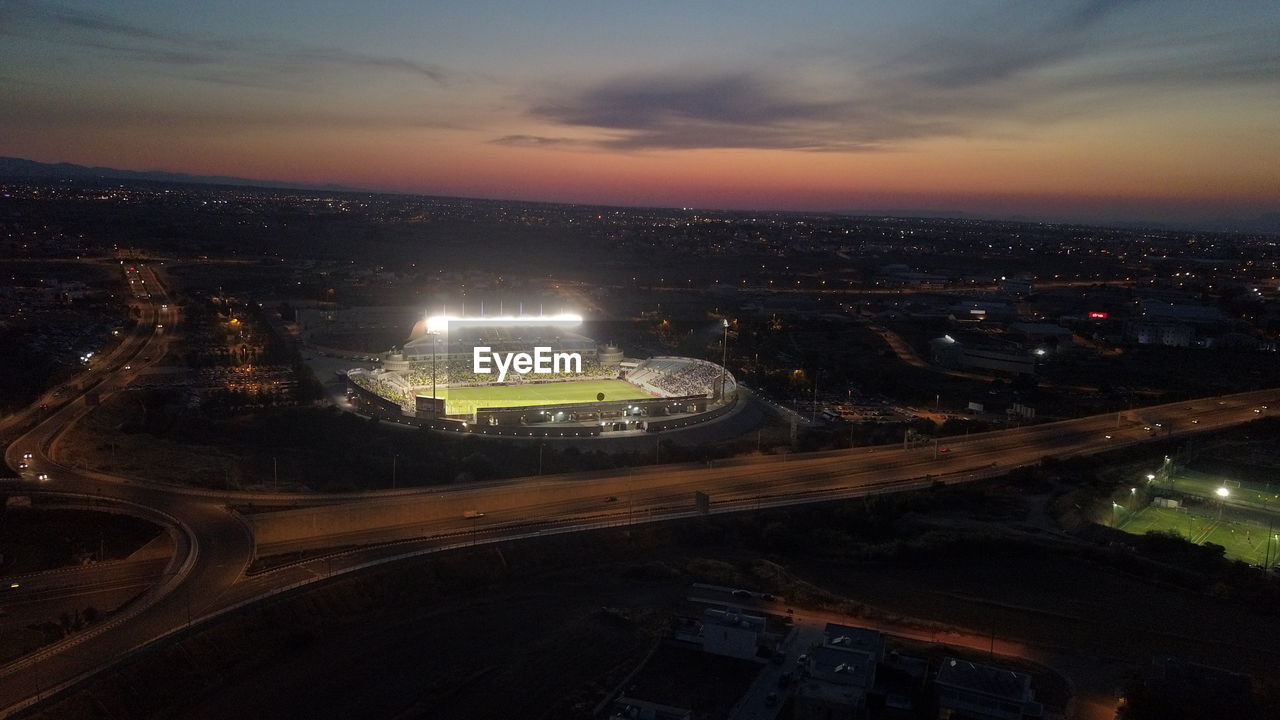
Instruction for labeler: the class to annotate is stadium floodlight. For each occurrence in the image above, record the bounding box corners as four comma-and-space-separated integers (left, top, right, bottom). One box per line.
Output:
425, 313, 583, 334
1216, 487, 1230, 498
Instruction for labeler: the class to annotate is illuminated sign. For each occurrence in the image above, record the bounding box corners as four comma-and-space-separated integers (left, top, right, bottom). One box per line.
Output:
473, 346, 582, 383
1087, 311, 1108, 319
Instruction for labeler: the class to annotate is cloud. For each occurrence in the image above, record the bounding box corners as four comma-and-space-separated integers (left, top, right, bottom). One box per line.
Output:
490, 135, 588, 148
290, 48, 449, 85
5, 1, 450, 87
518, 0, 1280, 153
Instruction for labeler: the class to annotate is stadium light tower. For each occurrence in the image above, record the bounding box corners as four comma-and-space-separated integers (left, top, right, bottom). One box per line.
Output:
430, 330, 440, 420
719, 318, 729, 402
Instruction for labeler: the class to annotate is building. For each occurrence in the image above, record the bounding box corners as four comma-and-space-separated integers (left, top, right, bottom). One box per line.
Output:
1006, 323, 1074, 353
700, 608, 766, 659
947, 300, 1016, 323
930, 335, 1037, 376
1124, 321, 1194, 348
1123, 299, 1233, 348
934, 657, 1042, 720
793, 624, 887, 719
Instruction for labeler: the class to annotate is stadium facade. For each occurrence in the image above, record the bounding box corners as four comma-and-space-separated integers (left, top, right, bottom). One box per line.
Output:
344, 313, 737, 438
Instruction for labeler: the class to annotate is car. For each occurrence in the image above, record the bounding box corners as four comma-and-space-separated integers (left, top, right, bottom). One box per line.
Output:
123, 364, 132, 371
603, 496, 618, 503
731, 589, 752, 600
1143, 426, 1152, 431
22, 453, 31, 460
761, 593, 777, 602
17, 462, 27, 470
1255, 409, 1262, 413
1105, 435, 1112, 440
36, 474, 48, 482
939, 447, 951, 453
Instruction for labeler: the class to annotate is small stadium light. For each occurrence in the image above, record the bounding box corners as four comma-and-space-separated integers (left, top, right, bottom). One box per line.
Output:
1217, 487, 1230, 498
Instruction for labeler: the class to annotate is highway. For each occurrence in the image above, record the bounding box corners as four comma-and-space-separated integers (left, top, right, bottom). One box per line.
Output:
0, 260, 1276, 717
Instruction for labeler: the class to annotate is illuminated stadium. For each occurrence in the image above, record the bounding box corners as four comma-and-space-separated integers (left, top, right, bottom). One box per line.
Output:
344, 312, 738, 438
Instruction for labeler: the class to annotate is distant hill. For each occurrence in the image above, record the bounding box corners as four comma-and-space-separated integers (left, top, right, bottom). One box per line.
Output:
0, 156, 362, 193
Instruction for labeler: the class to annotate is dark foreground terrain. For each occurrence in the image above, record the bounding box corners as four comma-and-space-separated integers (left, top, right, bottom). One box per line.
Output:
22, 475, 1280, 720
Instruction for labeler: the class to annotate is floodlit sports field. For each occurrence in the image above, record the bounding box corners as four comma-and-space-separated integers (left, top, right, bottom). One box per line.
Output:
1118, 505, 1280, 565
440, 379, 654, 415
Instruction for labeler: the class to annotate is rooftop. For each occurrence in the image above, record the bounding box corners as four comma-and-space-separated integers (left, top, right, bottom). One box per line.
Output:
935, 657, 1033, 702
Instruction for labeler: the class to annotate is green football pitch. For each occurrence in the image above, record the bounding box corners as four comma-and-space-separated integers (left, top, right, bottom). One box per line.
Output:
1119, 505, 1280, 565
439, 379, 655, 415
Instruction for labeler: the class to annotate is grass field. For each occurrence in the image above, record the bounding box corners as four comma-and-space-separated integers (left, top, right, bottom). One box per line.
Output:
440, 379, 654, 415
1153, 470, 1280, 510
1119, 505, 1280, 565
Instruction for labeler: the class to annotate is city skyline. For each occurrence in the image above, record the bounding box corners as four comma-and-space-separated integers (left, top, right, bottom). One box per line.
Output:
2, 0, 1278, 226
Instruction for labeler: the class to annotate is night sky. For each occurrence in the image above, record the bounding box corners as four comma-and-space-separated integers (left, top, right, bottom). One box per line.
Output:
2, 0, 1277, 223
